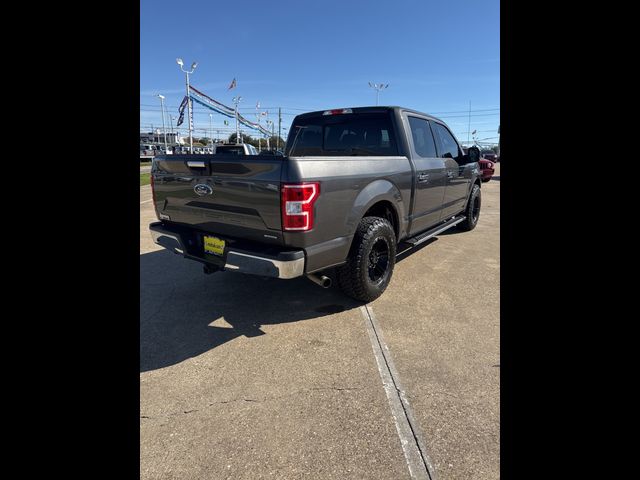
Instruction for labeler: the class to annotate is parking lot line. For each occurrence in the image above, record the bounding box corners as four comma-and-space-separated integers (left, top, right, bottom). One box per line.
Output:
360, 305, 436, 480
140, 199, 153, 204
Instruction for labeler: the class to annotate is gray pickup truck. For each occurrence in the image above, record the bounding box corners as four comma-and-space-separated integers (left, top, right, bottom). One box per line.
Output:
149, 106, 482, 301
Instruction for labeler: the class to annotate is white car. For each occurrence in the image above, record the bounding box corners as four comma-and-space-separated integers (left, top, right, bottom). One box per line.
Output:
214, 143, 258, 155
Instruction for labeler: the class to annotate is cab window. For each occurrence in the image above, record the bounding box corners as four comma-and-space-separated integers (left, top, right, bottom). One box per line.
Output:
408, 116, 437, 158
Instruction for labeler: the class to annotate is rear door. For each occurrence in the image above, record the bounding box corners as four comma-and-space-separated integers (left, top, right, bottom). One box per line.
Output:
432, 122, 470, 218
404, 115, 447, 235
152, 154, 285, 245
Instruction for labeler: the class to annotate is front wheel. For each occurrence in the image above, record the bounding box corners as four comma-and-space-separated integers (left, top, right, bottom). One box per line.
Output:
458, 184, 481, 231
337, 216, 396, 302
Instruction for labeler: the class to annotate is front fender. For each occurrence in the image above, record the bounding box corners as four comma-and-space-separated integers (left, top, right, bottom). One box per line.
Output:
346, 179, 406, 237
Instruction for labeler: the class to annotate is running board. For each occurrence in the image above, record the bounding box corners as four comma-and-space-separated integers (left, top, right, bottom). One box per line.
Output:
404, 216, 466, 246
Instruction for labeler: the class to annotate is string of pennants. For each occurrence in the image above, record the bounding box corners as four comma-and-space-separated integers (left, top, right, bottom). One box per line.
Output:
179, 85, 272, 138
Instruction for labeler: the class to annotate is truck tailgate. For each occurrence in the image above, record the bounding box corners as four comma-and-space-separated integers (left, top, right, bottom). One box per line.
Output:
152, 154, 285, 245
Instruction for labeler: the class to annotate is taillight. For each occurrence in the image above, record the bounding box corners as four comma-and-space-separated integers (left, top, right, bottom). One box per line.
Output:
281, 182, 320, 231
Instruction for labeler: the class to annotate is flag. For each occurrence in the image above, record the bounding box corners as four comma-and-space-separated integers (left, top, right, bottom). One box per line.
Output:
228, 78, 237, 90
176, 95, 188, 126
178, 95, 188, 111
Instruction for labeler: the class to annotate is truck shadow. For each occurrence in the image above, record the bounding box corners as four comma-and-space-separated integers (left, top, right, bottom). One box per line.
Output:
140, 250, 361, 373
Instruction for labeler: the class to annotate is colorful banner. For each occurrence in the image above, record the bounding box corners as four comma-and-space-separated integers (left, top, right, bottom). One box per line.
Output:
189, 85, 271, 137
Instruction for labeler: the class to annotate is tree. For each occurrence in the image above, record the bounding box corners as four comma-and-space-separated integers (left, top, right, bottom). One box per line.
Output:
267, 135, 286, 150
228, 133, 257, 146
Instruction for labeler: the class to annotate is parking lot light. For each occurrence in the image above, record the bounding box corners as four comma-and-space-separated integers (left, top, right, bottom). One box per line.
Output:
368, 82, 389, 106
157, 94, 167, 152
176, 58, 198, 153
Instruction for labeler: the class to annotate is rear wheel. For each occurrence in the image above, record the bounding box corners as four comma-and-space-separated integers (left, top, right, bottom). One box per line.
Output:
337, 216, 396, 302
458, 184, 481, 231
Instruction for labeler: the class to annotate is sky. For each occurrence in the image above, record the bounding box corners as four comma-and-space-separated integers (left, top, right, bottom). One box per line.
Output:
140, 0, 500, 144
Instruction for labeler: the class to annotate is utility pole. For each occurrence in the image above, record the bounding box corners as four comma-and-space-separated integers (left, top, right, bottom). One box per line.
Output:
176, 58, 198, 153
278, 107, 282, 151
467, 101, 471, 145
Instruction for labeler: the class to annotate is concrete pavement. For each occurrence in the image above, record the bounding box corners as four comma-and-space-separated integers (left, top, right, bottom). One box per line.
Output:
140, 165, 500, 479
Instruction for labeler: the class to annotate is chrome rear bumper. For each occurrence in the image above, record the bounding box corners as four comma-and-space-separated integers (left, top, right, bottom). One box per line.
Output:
149, 223, 305, 280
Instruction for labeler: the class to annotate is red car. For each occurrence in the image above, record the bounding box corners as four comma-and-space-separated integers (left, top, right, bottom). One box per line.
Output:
463, 147, 495, 182
478, 158, 495, 182
481, 150, 498, 162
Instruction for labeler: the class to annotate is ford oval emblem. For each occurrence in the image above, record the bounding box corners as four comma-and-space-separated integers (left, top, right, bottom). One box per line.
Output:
194, 184, 213, 196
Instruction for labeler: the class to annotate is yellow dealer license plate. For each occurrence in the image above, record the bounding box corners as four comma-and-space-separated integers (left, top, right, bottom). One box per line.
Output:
204, 235, 225, 256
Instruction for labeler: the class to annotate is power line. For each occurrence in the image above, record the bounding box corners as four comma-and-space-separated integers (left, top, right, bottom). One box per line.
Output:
141, 103, 500, 114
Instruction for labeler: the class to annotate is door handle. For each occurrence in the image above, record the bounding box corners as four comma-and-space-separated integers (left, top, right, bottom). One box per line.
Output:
417, 172, 429, 183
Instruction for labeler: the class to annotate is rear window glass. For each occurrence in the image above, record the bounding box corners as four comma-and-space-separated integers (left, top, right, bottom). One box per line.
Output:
216, 146, 244, 155
286, 112, 398, 156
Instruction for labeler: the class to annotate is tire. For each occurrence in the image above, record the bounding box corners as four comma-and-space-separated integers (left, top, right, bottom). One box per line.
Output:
458, 184, 481, 231
337, 216, 396, 302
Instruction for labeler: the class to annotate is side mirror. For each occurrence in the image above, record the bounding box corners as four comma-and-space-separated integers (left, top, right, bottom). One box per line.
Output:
467, 146, 480, 163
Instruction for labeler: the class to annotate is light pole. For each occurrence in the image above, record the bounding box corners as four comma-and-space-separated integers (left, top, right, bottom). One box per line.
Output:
169, 115, 175, 146
255, 112, 262, 152
176, 57, 198, 153
266, 120, 273, 149
157, 94, 167, 152
232, 96, 242, 144
368, 82, 389, 106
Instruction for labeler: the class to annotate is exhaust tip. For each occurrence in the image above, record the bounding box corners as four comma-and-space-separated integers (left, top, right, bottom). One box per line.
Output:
307, 274, 332, 288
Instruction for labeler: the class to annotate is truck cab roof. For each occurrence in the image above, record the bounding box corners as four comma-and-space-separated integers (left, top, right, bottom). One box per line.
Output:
295, 106, 446, 125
